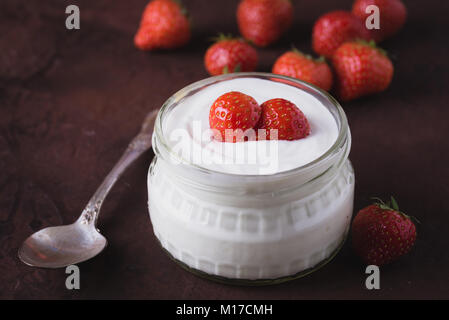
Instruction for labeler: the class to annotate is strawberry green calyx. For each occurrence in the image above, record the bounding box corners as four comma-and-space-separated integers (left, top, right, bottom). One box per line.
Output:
170, 0, 192, 26
171, 0, 189, 16
211, 33, 247, 44
371, 196, 418, 222
291, 47, 327, 63
355, 39, 388, 57
372, 196, 401, 211
390, 196, 400, 212
315, 55, 326, 63
212, 33, 234, 42
222, 63, 242, 74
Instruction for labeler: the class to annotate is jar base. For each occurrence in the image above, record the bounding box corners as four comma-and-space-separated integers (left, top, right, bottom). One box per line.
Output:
156, 234, 347, 286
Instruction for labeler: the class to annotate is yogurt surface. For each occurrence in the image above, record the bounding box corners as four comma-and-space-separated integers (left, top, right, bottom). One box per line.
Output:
163, 78, 339, 175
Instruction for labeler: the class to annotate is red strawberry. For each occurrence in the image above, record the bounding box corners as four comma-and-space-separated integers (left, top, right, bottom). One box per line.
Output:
332, 41, 393, 101
352, 197, 417, 266
209, 91, 261, 143
204, 35, 258, 76
134, 0, 190, 50
237, 0, 293, 47
312, 10, 372, 58
257, 98, 310, 140
352, 0, 407, 42
272, 50, 333, 91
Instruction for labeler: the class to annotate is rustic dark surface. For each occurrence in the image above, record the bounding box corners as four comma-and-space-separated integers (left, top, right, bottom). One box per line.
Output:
1, 0, 448, 299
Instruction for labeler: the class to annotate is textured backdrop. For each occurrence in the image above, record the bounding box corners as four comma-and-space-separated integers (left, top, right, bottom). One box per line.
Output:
0, 0, 448, 299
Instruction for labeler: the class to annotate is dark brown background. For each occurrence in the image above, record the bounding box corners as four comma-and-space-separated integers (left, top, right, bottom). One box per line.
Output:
1, 0, 448, 299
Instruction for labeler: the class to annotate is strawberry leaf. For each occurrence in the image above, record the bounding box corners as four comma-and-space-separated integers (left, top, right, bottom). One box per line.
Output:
291, 46, 327, 63
172, 0, 189, 17
211, 33, 239, 43
390, 196, 399, 211
354, 39, 388, 57
316, 56, 326, 63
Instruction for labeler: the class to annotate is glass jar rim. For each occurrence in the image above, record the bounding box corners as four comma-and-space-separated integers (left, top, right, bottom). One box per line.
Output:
153, 72, 349, 180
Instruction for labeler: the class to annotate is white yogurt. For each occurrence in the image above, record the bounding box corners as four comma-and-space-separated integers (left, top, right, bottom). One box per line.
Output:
148, 75, 354, 282
164, 78, 339, 175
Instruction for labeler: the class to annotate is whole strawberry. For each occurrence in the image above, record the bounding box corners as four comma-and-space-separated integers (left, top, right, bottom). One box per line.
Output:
209, 91, 261, 142
352, 197, 417, 266
332, 41, 393, 101
272, 50, 333, 91
237, 0, 293, 47
352, 0, 407, 42
312, 10, 372, 58
257, 98, 310, 140
134, 0, 190, 50
204, 35, 258, 76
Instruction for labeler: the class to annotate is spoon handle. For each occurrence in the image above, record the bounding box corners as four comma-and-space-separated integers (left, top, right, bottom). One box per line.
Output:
78, 109, 159, 227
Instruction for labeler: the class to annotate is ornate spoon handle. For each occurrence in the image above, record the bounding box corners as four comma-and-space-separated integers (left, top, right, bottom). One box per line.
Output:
78, 109, 158, 227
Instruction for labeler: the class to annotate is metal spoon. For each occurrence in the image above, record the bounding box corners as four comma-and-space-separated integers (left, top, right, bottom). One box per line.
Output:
18, 109, 158, 268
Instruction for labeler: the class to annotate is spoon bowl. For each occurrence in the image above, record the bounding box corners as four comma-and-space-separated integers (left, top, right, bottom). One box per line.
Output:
18, 222, 107, 268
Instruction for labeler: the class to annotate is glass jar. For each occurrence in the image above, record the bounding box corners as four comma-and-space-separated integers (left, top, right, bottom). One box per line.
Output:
148, 73, 354, 285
